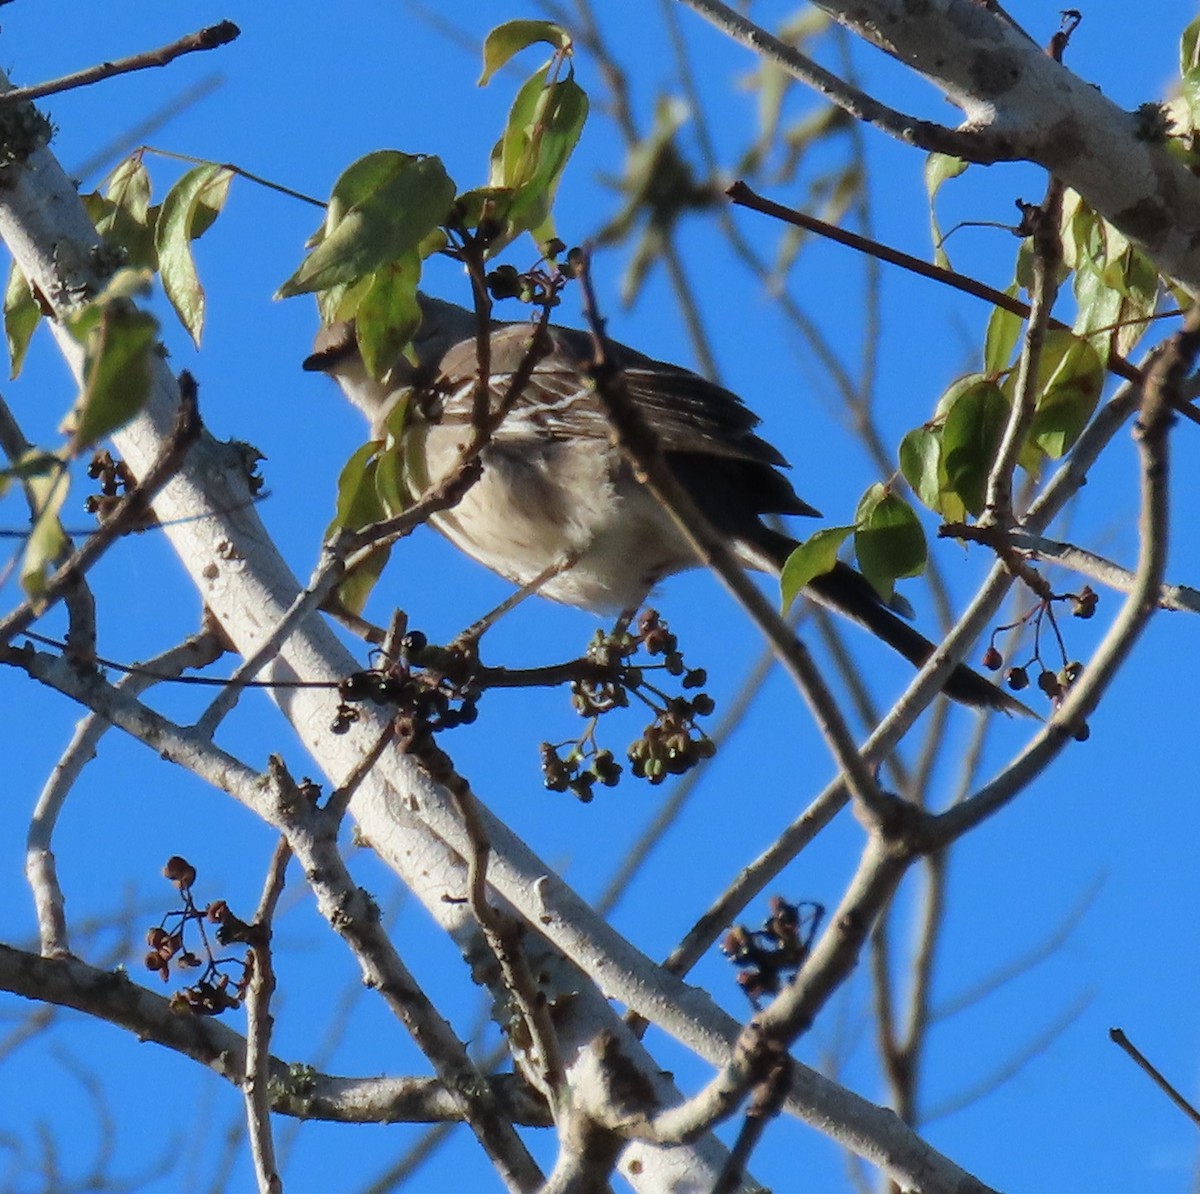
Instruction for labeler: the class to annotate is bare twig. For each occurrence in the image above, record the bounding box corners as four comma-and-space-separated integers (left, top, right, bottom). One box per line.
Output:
922, 990, 1092, 1123
0, 22, 240, 106
72, 74, 225, 182
1110, 1028, 1200, 1129
259, 757, 546, 1192
714, 1046, 793, 1194
405, 733, 567, 1120
243, 840, 291, 1194
26, 627, 225, 956
727, 181, 1151, 392
940, 524, 1200, 614
930, 309, 1197, 846
576, 252, 892, 823
982, 183, 1064, 526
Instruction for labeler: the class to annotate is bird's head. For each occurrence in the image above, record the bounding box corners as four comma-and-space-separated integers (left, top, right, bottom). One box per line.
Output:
303, 295, 483, 435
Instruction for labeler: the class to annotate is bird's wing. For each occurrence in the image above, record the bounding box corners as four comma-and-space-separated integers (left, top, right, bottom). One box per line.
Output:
433, 321, 806, 474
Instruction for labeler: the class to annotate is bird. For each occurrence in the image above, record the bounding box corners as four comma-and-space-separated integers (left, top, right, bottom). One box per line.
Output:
304, 293, 1026, 715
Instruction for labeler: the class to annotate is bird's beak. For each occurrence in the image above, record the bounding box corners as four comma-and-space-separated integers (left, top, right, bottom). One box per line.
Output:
302, 320, 358, 374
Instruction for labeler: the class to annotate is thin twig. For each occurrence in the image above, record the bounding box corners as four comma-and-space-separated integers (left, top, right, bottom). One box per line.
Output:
243, 840, 291, 1194
576, 252, 893, 825
930, 309, 1197, 846
982, 183, 1064, 526
922, 990, 1092, 1124
260, 757, 546, 1192
0, 22, 240, 105
941, 524, 1200, 614
406, 732, 567, 1119
727, 180, 1152, 392
26, 627, 225, 956
1110, 1028, 1200, 1129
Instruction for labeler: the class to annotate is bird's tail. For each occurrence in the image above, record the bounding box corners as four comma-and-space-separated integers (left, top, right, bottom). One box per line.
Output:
750, 530, 1033, 717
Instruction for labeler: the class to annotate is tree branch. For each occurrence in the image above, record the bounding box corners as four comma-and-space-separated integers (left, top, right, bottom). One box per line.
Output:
0, 22, 240, 105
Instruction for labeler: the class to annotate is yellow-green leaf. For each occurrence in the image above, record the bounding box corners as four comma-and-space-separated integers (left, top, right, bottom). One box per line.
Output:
1182, 15, 1200, 75
356, 257, 422, 380
93, 155, 157, 269
899, 425, 942, 513
277, 152, 455, 298
330, 440, 388, 533
923, 152, 967, 268
334, 545, 391, 616
19, 451, 70, 607
854, 484, 927, 602
66, 301, 158, 454
488, 66, 588, 248
480, 20, 572, 86
327, 441, 395, 614
983, 290, 1022, 376
779, 525, 853, 611
4, 261, 40, 379
1028, 330, 1103, 459
942, 378, 1008, 516
155, 164, 234, 346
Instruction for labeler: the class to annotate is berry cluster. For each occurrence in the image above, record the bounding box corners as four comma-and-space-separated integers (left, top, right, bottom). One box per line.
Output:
541, 610, 716, 799
144, 856, 253, 1017
483, 239, 579, 306
332, 631, 480, 737
626, 696, 717, 784
722, 897, 825, 1009
84, 449, 136, 523
981, 586, 1096, 734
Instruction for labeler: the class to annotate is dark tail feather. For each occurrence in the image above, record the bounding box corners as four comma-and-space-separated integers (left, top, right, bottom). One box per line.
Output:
752, 530, 1033, 717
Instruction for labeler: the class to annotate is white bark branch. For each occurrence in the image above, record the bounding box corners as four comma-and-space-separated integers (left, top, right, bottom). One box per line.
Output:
683, 0, 1200, 291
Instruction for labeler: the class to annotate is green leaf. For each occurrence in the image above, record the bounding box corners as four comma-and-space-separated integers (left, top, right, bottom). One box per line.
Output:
317, 275, 374, 326
0, 449, 60, 484
453, 186, 516, 232
106, 155, 152, 224
1069, 199, 1103, 275
941, 378, 1009, 515
277, 152, 455, 298
779, 525, 853, 611
1056, 188, 1084, 271
374, 428, 408, 519
330, 440, 389, 533
1071, 257, 1124, 365
853, 484, 927, 602
1028, 330, 1103, 459
983, 289, 1023, 376
1182, 16, 1200, 78
327, 441, 397, 614
488, 67, 588, 247
19, 450, 70, 607
355, 257, 422, 380
155, 164, 234, 346
923, 152, 967, 268
66, 298, 158, 453
335, 544, 391, 616
4, 261, 40, 379
479, 19, 573, 86
93, 155, 157, 269
1114, 250, 1162, 356
899, 425, 942, 513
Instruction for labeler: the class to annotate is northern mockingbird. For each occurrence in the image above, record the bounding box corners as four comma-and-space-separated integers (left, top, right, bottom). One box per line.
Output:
305, 294, 1024, 714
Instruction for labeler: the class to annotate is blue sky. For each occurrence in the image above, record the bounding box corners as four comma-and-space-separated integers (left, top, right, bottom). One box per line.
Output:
0, 3, 1196, 1192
